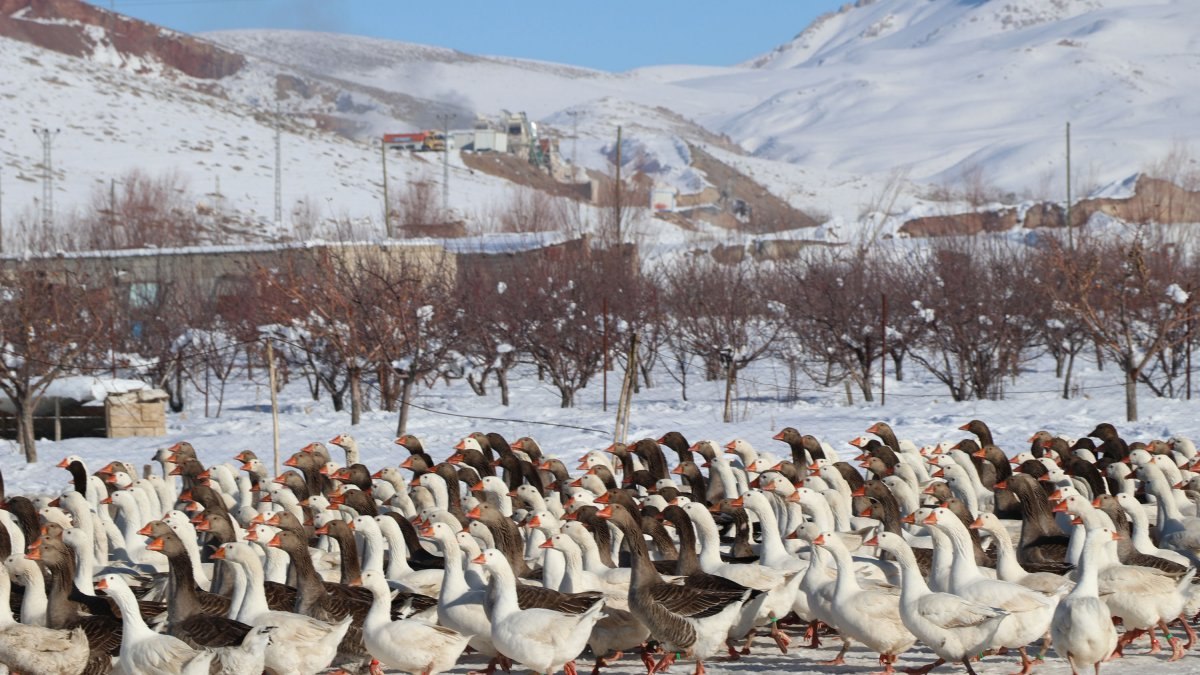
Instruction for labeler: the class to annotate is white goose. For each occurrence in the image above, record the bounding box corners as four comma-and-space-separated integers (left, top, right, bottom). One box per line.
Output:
0, 562, 89, 675
812, 532, 915, 674
99, 573, 199, 674
1050, 527, 1119, 675
353, 570, 470, 675
212, 542, 349, 675
924, 507, 1054, 675
869, 531, 1008, 675
475, 549, 605, 675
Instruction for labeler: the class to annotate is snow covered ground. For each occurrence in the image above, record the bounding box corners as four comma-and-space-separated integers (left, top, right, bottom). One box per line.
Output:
2, 344, 1198, 672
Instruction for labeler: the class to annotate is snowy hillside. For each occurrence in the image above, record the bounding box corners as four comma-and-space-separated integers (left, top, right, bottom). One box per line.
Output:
1, 0, 1197, 247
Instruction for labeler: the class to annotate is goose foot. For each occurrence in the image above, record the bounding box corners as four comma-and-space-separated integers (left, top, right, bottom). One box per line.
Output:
599, 650, 623, 667
725, 638, 740, 660
369, 659, 385, 675
870, 653, 897, 675
1168, 637, 1186, 662
654, 652, 675, 674
770, 621, 791, 653
1038, 631, 1053, 659
963, 658, 981, 675
903, 657, 945, 675
741, 629, 755, 655
640, 645, 659, 674
1008, 647, 1037, 675
820, 642, 849, 666
803, 620, 824, 649
1175, 614, 1198, 650
564, 660, 579, 675
469, 658, 499, 675
692, 660, 705, 675
1149, 630, 1163, 654
1111, 629, 1144, 659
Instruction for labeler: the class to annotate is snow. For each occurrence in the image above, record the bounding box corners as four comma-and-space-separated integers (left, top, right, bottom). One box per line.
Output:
1166, 283, 1190, 305
2, 341, 1198, 672
4, 0, 1198, 246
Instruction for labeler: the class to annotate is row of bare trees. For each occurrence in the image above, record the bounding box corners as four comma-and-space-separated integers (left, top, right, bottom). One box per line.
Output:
3, 226, 1200, 463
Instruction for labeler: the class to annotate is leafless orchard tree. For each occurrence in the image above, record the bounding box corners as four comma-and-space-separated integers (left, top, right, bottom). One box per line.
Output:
660, 255, 782, 422
82, 170, 203, 250
1045, 228, 1200, 421
906, 239, 1041, 401
0, 266, 112, 462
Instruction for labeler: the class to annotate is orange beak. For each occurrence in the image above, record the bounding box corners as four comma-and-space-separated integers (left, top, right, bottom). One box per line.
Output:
96, 578, 109, 591
147, 537, 166, 552
922, 512, 939, 525
1052, 501, 1069, 513
315, 524, 330, 535
729, 496, 744, 508
1111, 531, 1122, 541
595, 492, 611, 504
267, 534, 283, 548
772, 430, 786, 441
860, 505, 874, 517
57, 458, 71, 468
527, 515, 542, 528
994, 480, 1008, 489
538, 539, 555, 549
786, 491, 801, 504
349, 576, 363, 586
596, 505, 614, 519
864, 535, 880, 546
472, 553, 487, 564
454, 439, 469, 451
812, 534, 826, 546
212, 547, 227, 560
901, 513, 916, 524
969, 517, 985, 530
25, 548, 42, 561
466, 506, 482, 519
958, 423, 971, 431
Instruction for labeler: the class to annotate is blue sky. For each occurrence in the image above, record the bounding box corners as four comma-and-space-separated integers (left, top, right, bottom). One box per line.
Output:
105, 0, 844, 71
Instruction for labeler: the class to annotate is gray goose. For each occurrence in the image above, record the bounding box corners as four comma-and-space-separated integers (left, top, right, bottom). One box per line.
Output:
598, 503, 754, 675
145, 532, 252, 648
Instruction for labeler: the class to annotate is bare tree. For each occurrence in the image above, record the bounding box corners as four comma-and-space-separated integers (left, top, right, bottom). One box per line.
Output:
1045, 228, 1200, 420
660, 255, 782, 422
906, 239, 1041, 401
506, 245, 631, 408
0, 266, 111, 462
82, 170, 202, 250
770, 250, 885, 402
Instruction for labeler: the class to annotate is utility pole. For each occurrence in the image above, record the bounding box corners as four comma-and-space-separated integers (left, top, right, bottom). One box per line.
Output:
381, 138, 392, 238
436, 113, 452, 220
0, 167, 4, 254
274, 104, 283, 227
1065, 121, 1072, 250
568, 110, 581, 223
614, 125, 622, 245
33, 127, 60, 229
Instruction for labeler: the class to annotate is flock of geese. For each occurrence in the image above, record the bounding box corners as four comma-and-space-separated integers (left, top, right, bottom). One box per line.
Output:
1, 421, 1200, 675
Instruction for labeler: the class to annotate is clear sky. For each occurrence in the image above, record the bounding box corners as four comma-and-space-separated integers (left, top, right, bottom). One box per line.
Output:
103, 0, 844, 72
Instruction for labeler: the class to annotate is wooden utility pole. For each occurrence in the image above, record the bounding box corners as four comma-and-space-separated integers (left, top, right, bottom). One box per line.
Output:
602, 296, 609, 412
266, 339, 281, 477
880, 292, 888, 406
614, 333, 638, 443
381, 139, 392, 238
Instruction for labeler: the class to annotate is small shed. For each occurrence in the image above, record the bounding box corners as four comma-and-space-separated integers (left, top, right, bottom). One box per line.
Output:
0, 377, 168, 440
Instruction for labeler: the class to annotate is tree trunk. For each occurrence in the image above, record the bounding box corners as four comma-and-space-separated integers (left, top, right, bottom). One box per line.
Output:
498, 368, 510, 407
18, 401, 37, 463
1062, 350, 1076, 399
559, 386, 574, 409
349, 368, 362, 426
891, 349, 905, 382
330, 388, 345, 412
1054, 351, 1065, 378
722, 364, 735, 423
170, 361, 185, 413
396, 375, 416, 436
1125, 368, 1138, 422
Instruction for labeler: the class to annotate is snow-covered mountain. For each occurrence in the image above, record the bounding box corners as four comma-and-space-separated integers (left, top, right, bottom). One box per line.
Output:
0, 0, 1196, 249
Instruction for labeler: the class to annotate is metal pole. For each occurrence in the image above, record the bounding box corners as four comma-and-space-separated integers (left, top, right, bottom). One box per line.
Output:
1066, 121, 1072, 250
33, 127, 59, 229
881, 292, 888, 406
0, 166, 4, 253
274, 104, 282, 226
381, 139, 391, 238
569, 110, 581, 223
437, 113, 452, 219
614, 125, 622, 245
